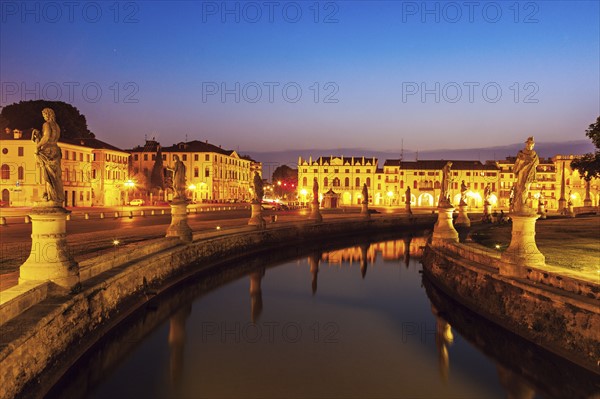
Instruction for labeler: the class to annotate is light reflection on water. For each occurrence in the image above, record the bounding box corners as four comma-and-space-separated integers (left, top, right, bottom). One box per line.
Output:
48, 235, 599, 399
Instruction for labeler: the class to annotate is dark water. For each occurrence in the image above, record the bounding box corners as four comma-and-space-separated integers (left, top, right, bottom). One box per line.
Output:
48, 234, 599, 399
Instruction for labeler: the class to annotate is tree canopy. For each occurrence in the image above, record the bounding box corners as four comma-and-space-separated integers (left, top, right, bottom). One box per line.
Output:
0, 100, 94, 138
272, 165, 298, 198
571, 116, 600, 181
150, 146, 165, 192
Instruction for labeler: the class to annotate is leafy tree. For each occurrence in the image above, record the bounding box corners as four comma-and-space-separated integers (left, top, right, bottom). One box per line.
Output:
150, 146, 165, 192
0, 100, 94, 138
272, 165, 298, 198
571, 116, 600, 181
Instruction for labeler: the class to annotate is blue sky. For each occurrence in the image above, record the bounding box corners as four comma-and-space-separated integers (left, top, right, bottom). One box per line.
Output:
1, 1, 598, 153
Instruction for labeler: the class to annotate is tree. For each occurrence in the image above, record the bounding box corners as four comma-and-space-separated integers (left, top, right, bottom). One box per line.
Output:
272, 165, 298, 198
571, 116, 600, 181
150, 146, 165, 193
0, 100, 94, 138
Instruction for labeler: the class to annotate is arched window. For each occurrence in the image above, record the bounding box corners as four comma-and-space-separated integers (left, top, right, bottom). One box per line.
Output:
344, 177, 350, 187
400, 180, 404, 189
302, 177, 307, 186
413, 180, 418, 189
355, 177, 360, 187
323, 177, 328, 187
0, 164, 9, 180
333, 177, 340, 187
434, 181, 441, 189
366, 177, 371, 186
18, 166, 24, 180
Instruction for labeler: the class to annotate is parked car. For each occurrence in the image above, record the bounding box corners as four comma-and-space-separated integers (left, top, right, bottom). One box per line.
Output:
261, 201, 288, 211
129, 199, 145, 206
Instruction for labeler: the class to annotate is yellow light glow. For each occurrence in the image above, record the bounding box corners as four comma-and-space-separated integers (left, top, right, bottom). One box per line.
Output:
387, 191, 394, 197
124, 180, 135, 188
277, 181, 282, 186
570, 194, 576, 199
300, 189, 308, 196
188, 184, 196, 190
113, 239, 120, 246
216, 226, 221, 230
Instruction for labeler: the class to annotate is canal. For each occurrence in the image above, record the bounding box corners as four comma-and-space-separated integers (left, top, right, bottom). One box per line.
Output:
47, 233, 598, 399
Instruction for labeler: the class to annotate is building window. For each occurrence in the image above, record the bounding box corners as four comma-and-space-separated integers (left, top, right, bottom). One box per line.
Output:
18, 147, 24, 156
1, 164, 10, 180
80, 153, 83, 161
205, 154, 210, 161
152, 154, 156, 160
134, 154, 138, 161
333, 177, 340, 187
400, 180, 403, 189
344, 177, 350, 187
17, 166, 23, 180
345, 169, 350, 173
162, 154, 166, 160
194, 154, 199, 161
65, 150, 69, 159
182, 155, 187, 161
334, 169, 339, 173
1, 148, 7, 155
194, 167, 199, 178
205, 168, 210, 177
355, 177, 360, 187
92, 170, 96, 179
466, 172, 471, 176
377, 183, 381, 190
313, 169, 318, 173
324, 177, 328, 186
367, 169, 371, 173
324, 169, 328, 173
143, 154, 148, 161
303, 177, 308, 186
366, 177, 371, 186
356, 169, 360, 173
413, 180, 418, 189
303, 169, 307, 173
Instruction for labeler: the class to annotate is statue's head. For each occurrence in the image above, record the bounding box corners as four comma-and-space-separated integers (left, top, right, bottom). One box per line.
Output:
42, 108, 56, 121
173, 154, 180, 161
525, 136, 535, 149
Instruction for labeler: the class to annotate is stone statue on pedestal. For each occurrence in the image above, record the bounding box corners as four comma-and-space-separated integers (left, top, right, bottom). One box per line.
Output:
32, 108, 64, 203
512, 137, 539, 214
362, 183, 368, 204
484, 184, 492, 204
459, 180, 468, 206
169, 155, 187, 200
439, 161, 453, 207
312, 177, 319, 203
405, 187, 411, 205
253, 172, 263, 203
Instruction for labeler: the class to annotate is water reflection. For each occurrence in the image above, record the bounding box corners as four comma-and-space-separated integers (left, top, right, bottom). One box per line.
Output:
47, 234, 599, 399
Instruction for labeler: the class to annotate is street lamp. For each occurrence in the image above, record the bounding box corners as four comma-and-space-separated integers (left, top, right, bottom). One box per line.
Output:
387, 190, 394, 206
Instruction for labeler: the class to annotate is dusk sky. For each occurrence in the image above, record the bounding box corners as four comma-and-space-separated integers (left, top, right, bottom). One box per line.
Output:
1, 1, 598, 154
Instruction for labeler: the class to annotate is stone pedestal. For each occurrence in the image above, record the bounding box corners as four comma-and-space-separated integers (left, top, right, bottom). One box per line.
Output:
568, 204, 575, 218
166, 200, 192, 242
455, 204, 471, 227
537, 203, 547, 220
483, 201, 492, 222
557, 198, 567, 214
432, 207, 458, 245
19, 203, 80, 289
500, 213, 545, 276
361, 201, 370, 219
584, 199, 592, 207
308, 200, 322, 222
248, 202, 266, 229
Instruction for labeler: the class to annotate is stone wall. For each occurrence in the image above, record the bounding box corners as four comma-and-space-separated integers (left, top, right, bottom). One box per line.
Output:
422, 242, 600, 374
0, 215, 434, 399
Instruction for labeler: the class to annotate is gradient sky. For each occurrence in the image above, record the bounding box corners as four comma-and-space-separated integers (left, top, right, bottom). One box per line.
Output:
1, 1, 598, 153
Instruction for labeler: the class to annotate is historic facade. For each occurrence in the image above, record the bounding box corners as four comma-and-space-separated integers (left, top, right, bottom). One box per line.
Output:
128, 139, 258, 202
0, 129, 129, 207
298, 154, 599, 210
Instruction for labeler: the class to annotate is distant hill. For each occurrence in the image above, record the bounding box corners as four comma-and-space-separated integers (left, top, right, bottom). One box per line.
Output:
247, 140, 595, 167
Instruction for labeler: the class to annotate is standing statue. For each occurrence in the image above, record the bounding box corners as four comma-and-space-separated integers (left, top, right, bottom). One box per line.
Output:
512, 137, 539, 213
312, 177, 319, 203
405, 186, 411, 205
253, 172, 264, 203
484, 184, 492, 203
439, 161, 453, 207
362, 183, 368, 204
32, 108, 64, 203
460, 180, 468, 206
169, 155, 187, 200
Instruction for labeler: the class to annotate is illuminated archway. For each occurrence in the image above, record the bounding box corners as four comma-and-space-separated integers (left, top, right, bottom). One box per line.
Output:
418, 193, 433, 207
342, 191, 352, 205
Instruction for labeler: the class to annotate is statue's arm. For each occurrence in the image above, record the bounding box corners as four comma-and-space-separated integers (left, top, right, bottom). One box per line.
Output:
38, 123, 51, 147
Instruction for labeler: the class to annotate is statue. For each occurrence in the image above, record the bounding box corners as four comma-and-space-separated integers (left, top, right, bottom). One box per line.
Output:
312, 177, 319, 203
32, 108, 64, 203
512, 137, 539, 213
484, 184, 492, 203
460, 180, 468, 206
362, 183, 368, 204
439, 161, 453, 207
405, 187, 411, 205
169, 155, 187, 200
253, 172, 263, 203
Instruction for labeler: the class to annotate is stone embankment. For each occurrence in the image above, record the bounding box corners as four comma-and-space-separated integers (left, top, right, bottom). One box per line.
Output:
422, 240, 600, 374
0, 215, 434, 399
